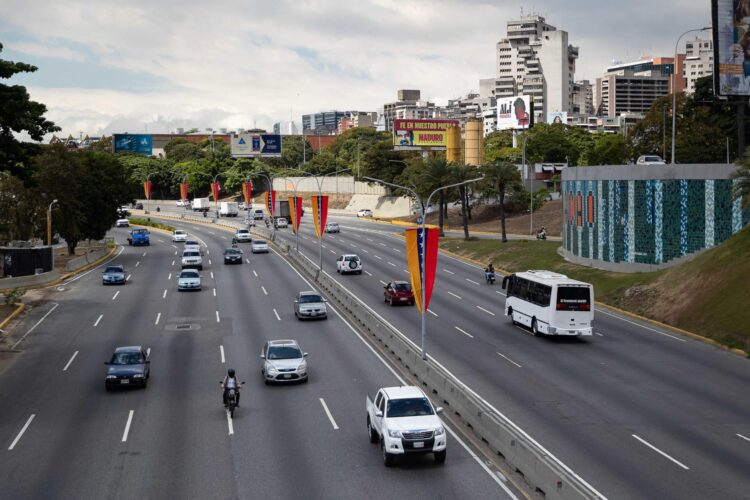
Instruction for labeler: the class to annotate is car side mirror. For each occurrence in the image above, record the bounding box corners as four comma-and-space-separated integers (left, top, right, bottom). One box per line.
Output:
303, 352, 308, 357
146, 360, 150, 364
104, 362, 110, 365
435, 406, 444, 414
260, 354, 265, 359
294, 299, 298, 303
375, 410, 383, 418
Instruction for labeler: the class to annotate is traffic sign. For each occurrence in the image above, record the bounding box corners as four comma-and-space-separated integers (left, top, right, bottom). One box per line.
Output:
231, 133, 282, 157
416, 217, 423, 224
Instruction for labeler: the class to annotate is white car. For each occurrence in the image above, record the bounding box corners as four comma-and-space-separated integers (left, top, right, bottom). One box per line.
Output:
252, 209, 265, 220
357, 209, 374, 217
336, 254, 362, 275
177, 269, 201, 291
172, 230, 188, 242
274, 218, 288, 229
235, 228, 252, 242
181, 249, 203, 270
261, 339, 308, 384
294, 291, 327, 320
636, 155, 666, 165
184, 240, 202, 254
115, 219, 130, 228
176, 200, 189, 207
251, 240, 269, 253
325, 222, 340, 233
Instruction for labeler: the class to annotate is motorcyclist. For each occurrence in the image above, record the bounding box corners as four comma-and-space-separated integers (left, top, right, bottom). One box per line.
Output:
264, 216, 270, 228
485, 262, 495, 282
537, 226, 547, 240
221, 368, 240, 407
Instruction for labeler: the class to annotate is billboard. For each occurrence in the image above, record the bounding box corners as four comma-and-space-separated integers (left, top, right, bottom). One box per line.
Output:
393, 119, 459, 149
113, 134, 153, 155
547, 111, 568, 125
231, 133, 282, 157
497, 96, 533, 130
713, 0, 750, 96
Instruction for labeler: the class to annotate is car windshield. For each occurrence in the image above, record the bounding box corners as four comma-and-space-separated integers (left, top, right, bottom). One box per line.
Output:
180, 271, 199, 278
225, 249, 240, 255
105, 266, 123, 273
183, 251, 200, 257
132, 229, 148, 235
110, 352, 144, 365
386, 397, 434, 418
185, 241, 199, 246
393, 283, 411, 292
237, 230, 248, 234
175, 231, 186, 235
267, 346, 302, 360
299, 294, 322, 304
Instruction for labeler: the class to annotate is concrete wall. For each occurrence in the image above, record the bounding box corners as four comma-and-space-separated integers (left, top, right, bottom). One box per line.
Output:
561, 164, 750, 271
344, 195, 412, 217
273, 176, 387, 195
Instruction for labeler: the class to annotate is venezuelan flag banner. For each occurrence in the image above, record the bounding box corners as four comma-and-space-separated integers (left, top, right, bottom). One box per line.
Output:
179, 182, 189, 201
143, 180, 152, 199
211, 181, 221, 201
289, 196, 303, 234
405, 228, 439, 314
311, 195, 328, 240
265, 190, 276, 216
241, 181, 249, 206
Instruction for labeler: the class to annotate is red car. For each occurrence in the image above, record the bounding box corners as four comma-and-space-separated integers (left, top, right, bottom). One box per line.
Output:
384, 281, 414, 306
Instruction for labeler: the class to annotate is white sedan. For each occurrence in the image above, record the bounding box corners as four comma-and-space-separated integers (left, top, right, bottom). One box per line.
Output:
177, 269, 201, 291
116, 219, 130, 228
251, 240, 269, 253
357, 209, 373, 217
172, 230, 188, 242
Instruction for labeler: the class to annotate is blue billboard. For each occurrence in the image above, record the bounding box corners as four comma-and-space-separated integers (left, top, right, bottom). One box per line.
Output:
231, 133, 282, 157
114, 134, 153, 155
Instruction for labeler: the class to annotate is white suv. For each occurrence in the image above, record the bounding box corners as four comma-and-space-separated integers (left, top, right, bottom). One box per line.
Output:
336, 254, 362, 275
235, 228, 252, 242
357, 209, 373, 217
172, 230, 188, 242
181, 249, 203, 270
636, 155, 666, 165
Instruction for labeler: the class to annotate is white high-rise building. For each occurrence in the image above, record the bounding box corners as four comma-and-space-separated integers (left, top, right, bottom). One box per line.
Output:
480, 14, 578, 122
683, 36, 714, 94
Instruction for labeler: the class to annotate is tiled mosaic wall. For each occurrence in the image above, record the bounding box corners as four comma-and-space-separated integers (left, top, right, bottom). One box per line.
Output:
562, 179, 750, 265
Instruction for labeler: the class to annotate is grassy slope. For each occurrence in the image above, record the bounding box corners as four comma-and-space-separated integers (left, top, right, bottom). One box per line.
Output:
439, 226, 750, 354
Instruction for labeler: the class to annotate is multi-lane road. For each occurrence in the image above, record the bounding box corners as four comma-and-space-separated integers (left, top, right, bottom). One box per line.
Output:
2, 206, 749, 499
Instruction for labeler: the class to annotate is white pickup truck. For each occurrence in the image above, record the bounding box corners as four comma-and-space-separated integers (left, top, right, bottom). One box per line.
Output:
366, 386, 447, 466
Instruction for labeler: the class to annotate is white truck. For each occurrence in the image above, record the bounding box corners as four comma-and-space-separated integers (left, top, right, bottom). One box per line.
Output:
366, 386, 447, 466
192, 197, 211, 212
219, 201, 239, 217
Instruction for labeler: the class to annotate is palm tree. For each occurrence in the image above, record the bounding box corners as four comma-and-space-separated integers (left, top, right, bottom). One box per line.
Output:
449, 163, 475, 240
480, 161, 522, 242
732, 153, 750, 209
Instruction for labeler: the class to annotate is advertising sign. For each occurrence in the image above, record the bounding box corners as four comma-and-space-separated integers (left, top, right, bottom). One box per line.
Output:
114, 134, 152, 155
713, 0, 750, 96
393, 119, 459, 149
231, 133, 282, 157
547, 111, 568, 125
497, 96, 533, 130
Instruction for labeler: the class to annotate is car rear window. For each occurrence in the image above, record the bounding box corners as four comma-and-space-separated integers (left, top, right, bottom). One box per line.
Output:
556, 286, 591, 311
393, 283, 411, 291
253, 240, 266, 244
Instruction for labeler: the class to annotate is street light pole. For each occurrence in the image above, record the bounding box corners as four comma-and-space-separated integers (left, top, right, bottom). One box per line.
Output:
47, 199, 58, 246
311, 168, 351, 272
364, 175, 483, 361
671, 27, 711, 164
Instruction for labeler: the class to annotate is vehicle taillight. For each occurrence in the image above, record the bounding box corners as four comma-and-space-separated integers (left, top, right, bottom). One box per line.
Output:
580, 304, 590, 311
556, 303, 566, 310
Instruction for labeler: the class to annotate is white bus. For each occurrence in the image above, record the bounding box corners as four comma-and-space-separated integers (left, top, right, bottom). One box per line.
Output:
501, 270, 594, 337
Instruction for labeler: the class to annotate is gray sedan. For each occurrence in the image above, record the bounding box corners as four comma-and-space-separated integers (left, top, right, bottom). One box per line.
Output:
293, 291, 328, 320
177, 269, 201, 291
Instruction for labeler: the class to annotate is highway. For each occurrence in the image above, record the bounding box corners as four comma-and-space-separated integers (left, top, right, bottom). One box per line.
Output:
262, 211, 750, 500
0, 221, 516, 499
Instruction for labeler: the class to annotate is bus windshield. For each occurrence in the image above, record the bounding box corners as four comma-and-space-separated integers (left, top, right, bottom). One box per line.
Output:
556, 286, 591, 311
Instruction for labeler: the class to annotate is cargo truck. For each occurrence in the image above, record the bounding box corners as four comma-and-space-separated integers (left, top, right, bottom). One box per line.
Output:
192, 197, 211, 212
219, 202, 239, 217
127, 228, 150, 246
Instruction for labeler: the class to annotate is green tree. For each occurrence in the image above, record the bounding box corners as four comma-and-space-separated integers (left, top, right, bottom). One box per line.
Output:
479, 162, 522, 242
397, 157, 453, 235
0, 171, 43, 241
525, 123, 584, 165
0, 43, 60, 180
448, 163, 478, 239
587, 134, 629, 165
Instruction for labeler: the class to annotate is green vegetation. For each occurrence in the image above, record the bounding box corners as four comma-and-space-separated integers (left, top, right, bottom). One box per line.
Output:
439, 230, 750, 356
128, 218, 174, 232
2, 288, 25, 306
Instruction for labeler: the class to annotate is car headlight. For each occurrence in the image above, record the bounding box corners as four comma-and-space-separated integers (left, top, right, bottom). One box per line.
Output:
266, 365, 278, 374
297, 362, 307, 371
434, 426, 445, 436
388, 429, 402, 438
133, 374, 145, 378
106, 375, 117, 379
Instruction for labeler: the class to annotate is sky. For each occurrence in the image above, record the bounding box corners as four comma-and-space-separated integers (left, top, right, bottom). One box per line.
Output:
1, 0, 711, 140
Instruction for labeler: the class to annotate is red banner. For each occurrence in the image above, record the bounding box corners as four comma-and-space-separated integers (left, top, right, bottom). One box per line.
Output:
288, 196, 303, 234
405, 228, 439, 314
143, 180, 152, 199
241, 180, 253, 207
265, 190, 276, 217
311, 195, 328, 240
179, 182, 189, 201
211, 181, 221, 201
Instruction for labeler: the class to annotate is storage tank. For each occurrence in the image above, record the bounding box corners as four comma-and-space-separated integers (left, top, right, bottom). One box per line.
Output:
446, 125, 461, 163
464, 119, 483, 166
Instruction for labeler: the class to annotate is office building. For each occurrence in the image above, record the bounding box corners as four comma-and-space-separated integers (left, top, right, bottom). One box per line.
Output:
301, 111, 351, 134
683, 37, 714, 93
571, 80, 594, 116
382, 90, 439, 131
596, 62, 670, 117
337, 112, 378, 134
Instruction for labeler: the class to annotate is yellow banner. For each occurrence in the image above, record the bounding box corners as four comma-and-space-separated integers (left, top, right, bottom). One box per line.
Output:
412, 130, 447, 147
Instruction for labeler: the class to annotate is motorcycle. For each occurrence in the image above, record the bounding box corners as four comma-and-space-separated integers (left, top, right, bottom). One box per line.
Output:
220, 381, 246, 419
536, 231, 547, 240
485, 271, 496, 284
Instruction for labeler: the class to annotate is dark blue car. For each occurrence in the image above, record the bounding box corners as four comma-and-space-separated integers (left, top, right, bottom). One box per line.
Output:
102, 265, 126, 285
105, 346, 150, 390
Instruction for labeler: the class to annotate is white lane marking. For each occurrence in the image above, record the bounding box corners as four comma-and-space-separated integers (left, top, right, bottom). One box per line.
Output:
208, 259, 212, 265
330, 249, 336, 254
392, 248, 401, 252
379, 280, 387, 286
496, 351, 522, 368
387, 261, 396, 267
245, 258, 250, 264
168, 273, 172, 280
477, 305, 496, 316
514, 326, 534, 337
209, 231, 216, 235
126, 274, 131, 281
171, 260, 175, 266
427, 309, 438, 317
146, 347, 151, 357
273, 308, 281, 321
466, 278, 480, 285
364, 270, 373, 276
454, 326, 474, 338
261, 286, 268, 295
210, 272, 214, 279
220, 345, 226, 364
121, 410, 134, 442
737, 433, 750, 443
206, 250, 210, 255
213, 288, 216, 297
155, 313, 161, 325
595, 332, 604, 337
379, 242, 386, 247
319, 398, 339, 430
142, 252, 147, 257
403, 269, 409, 274
11, 303, 59, 350
216, 311, 220, 323
174, 251, 177, 256
163, 289, 167, 299
226, 411, 234, 435
322, 244, 327, 249
374, 255, 383, 260
135, 261, 140, 267
362, 249, 369, 254
367, 238, 373, 242
598, 309, 687, 342
632, 435, 689, 470
252, 270, 258, 277
171, 244, 177, 249
62, 351, 79, 371
158, 239, 164, 243
94, 314, 103, 327
448, 292, 462, 300
350, 244, 357, 249
444, 269, 455, 275
111, 291, 120, 300
8, 415, 35, 450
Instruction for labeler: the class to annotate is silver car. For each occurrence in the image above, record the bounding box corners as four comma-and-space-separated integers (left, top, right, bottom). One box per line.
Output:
184, 240, 202, 254
235, 228, 252, 242
177, 269, 201, 291
251, 239, 269, 253
261, 339, 308, 384
293, 291, 327, 320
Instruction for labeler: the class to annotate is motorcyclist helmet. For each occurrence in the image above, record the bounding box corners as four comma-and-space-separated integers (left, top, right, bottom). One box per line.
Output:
228, 368, 235, 377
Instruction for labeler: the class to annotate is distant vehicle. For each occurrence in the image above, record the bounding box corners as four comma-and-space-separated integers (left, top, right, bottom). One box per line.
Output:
636, 155, 666, 165
172, 230, 188, 242
252, 209, 265, 220
184, 240, 202, 254
502, 270, 594, 337
234, 228, 252, 242
102, 265, 126, 285
325, 222, 340, 233
251, 239, 269, 253
134, 202, 144, 210
223, 247, 243, 264
238, 202, 249, 211
118, 206, 131, 217
115, 218, 130, 228
127, 228, 150, 246
274, 218, 288, 229
357, 209, 374, 217
384, 281, 414, 306
293, 291, 327, 320
336, 254, 362, 275
181, 249, 203, 270
366, 386, 446, 466
192, 197, 211, 212
219, 201, 239, 217
261, 339, 308, 384
177, 269, 202, 291
105, 346, 150, 390
272, 200, 291, 222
